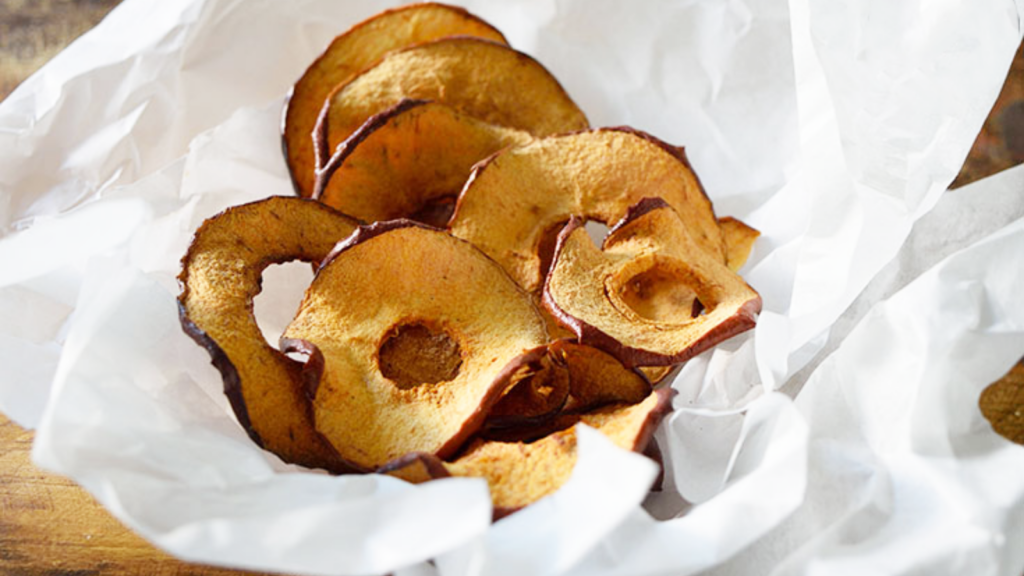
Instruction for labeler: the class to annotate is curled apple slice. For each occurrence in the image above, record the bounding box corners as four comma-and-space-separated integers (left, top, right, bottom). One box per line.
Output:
552, 339, 652, 412
543, 198, 762, 368
281, 221, 548, 470
314, 100, 532, 227
316, 36, 588, 175
283, 2, 508, 198
448, 128, 724, 295
638, 218, 758, 384
177, 197, 359, 472
485, 344, 571, 430
380, 388, 673, 518
483, 339, 651, 436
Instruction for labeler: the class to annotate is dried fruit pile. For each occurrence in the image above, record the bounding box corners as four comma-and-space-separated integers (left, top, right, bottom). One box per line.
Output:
178, 3, 761, 517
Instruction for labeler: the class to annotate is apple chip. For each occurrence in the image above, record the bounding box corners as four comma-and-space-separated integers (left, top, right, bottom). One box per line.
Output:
281, 221, 549, 470
639, 365, 681, 385
552, 339, 652, 412
177, 197, 359, 472
380, 388, 673, 518
544, 198, 761, 368
316, 36, 588, 173
283, 3, 508, 198
719, 216, 760, 272
485, 344, 571, 430
637, 218, 757, 384
315, 100, 533, 227
448, 128, 724, 294
483, 339, 651, 435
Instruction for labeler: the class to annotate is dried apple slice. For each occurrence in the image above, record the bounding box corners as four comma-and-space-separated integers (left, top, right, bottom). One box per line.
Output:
719, 216, 760, 272
448, 128, 724, 295
639, 365, 681, 386
637, 217, 758, 384
281, 221, 549, 470
316, 36, 588, 174
381, 388, 673, 518
314, 99, 533, 227
483, 339, 651, 435
283, 3, 508, 198
544, 198, 761, 368
485, 344, 570, 430
479, 413, 581, 444
552, 339, 652, 412
177, 197, 359, 472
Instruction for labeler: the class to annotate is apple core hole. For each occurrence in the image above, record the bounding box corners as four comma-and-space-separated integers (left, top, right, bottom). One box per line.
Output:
253, 261, 315, 348
539, 219, 610, 282
618, 266, 703, 324
584, 220, 611, 244
378, 322, 463, 389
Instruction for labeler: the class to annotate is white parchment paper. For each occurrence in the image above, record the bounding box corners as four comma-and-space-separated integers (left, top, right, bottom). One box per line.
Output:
1, 1, 1023, 575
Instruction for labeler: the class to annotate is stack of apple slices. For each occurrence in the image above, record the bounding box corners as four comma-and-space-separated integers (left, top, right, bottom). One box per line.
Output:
178, 3, 761, 517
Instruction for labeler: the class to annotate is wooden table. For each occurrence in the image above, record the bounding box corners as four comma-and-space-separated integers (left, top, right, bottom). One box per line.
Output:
1, 2, 1022, 575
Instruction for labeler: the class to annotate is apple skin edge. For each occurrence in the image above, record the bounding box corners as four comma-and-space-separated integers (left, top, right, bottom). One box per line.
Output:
603, 196, 674, 245
318, 216, 545, 316
319, 218, 439, 269
449, 126, 709, 228
599, 127, 714, 208
178, 302, 259, 448
312, 98, 431, 201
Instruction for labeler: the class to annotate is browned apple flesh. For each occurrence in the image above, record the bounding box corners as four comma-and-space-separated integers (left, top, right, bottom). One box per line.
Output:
638, 218, 758, 384
544, 198, 761, 368
316, 36, 588, 174
482, 339, 650, 436
718, 216, 760, 272
380, 388, 673, 517
381, 451, 453, 485
551, 339, 652, 412
283, 3, 508, 198
315, 100, 533, 227
177, 197, 359, 473
485, 344, 571, 430
448, 128, 724, 295
281, 221, 549, 470
638, 365, 681, 385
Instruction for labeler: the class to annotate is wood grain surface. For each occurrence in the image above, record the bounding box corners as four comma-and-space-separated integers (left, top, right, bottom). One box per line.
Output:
1, 417, 281, 576
0, 2, 1022, 576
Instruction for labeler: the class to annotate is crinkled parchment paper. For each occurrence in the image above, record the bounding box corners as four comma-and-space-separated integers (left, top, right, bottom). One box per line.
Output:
1, 1, 1023, 575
